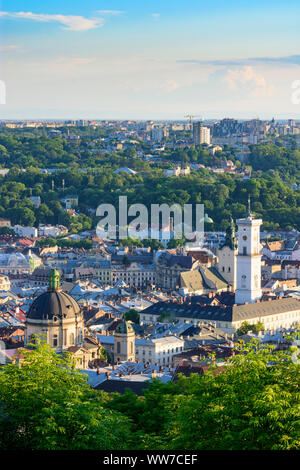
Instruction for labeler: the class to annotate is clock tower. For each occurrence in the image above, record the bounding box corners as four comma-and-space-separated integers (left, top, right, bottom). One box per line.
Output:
235, 199, 262, 305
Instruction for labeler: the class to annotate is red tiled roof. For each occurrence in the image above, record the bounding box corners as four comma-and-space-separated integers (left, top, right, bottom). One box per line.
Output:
19, 239, 34, 246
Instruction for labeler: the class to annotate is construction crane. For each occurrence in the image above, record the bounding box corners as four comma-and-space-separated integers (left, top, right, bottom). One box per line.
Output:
184, 114, 202, 126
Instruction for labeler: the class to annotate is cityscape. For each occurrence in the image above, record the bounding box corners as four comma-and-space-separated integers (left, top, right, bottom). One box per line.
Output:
0, 0, 299, 460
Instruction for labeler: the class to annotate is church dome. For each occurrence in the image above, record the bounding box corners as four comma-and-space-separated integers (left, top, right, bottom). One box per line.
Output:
27, 267, 80, 321
27, 290, 80, 321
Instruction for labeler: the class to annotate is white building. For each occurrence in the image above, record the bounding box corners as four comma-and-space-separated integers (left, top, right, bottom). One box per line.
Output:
193, 122, 211, 145
111, 262, 156, 288
99, 334, 184, 366
0, 276, 10, 291
38, 225, 68, 237
140, 298, 300, 336
164, 166, 190, 177
13, 225, 38, 238
135, 336, 184, 366
235, 210, 262, 305
0, 252, 41, 275
151, 127, 169, 142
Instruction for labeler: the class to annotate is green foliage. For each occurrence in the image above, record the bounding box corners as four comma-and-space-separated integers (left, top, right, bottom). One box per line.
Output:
0, 338, 131, 450
0, 336, 299, 450
249, 142, 300, 181
37, 237, 92, 250
0, 227, 17, 237
124, 309, 140, 324
158, 310, 175, 323
0, 131, 300, 232
237, 321, 265, 336
104, 337, 300, 450
163, 339, 300, 450
167, 238, 185, 249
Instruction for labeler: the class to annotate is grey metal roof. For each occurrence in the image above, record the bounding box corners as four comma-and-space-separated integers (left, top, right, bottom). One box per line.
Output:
27, 290, 80, 321
141, 297, 300, 323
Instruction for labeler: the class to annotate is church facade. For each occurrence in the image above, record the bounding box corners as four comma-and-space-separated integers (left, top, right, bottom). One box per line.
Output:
25, 268, 84, 353
217, 218, 238, 290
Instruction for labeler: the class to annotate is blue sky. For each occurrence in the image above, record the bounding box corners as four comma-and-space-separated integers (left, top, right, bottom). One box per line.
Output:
1, 0, 300, 119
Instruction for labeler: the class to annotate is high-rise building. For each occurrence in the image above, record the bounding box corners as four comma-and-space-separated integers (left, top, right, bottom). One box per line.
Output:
151, 127, 169, 142
193, 122, 210, 145
235, 202, 262, 305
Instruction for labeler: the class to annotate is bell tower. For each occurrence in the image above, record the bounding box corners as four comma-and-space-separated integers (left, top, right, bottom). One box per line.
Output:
235, 198, 262, 304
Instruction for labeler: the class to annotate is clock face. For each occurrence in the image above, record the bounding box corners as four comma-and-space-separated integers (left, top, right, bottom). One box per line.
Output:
242, 235, 247, 241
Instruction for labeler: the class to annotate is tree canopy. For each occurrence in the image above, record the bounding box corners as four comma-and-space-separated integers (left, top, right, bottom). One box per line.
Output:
0, 335, 299, 450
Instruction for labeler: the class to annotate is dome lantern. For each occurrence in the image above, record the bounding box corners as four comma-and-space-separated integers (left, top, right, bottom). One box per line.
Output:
48, 268, 61, 292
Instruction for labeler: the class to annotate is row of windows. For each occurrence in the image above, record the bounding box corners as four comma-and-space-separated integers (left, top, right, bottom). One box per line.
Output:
136, 346, 183, 355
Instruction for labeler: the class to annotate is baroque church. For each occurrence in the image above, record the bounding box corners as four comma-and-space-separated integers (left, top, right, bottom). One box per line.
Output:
25, 268, 102, 367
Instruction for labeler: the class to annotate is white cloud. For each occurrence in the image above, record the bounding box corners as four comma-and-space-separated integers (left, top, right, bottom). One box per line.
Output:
223, 65, 275, 97
0, 11, 104, 31
0, 44, 18, 51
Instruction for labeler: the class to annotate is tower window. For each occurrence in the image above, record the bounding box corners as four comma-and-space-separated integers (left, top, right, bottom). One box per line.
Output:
243, 247, 247, 255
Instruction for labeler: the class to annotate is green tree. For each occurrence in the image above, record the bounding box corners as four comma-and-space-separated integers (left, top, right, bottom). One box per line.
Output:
124, 309, 140, 324
0, 338, 130, 450
165, 338, 300, 450
236, 321, 252, 336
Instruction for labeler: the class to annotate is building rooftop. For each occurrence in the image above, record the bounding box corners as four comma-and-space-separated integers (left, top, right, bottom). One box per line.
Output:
141, 297, 300, 323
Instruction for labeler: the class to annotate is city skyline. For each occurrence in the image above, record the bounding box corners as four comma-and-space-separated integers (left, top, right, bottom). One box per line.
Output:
1, 0, 300, 119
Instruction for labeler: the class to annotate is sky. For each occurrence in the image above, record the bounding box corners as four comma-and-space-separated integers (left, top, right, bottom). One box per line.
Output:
1, 0, 300, 120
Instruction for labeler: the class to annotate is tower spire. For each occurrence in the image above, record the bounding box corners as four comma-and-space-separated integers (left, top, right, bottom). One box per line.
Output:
246, 194, 252, 218
223, 217, 237, 250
